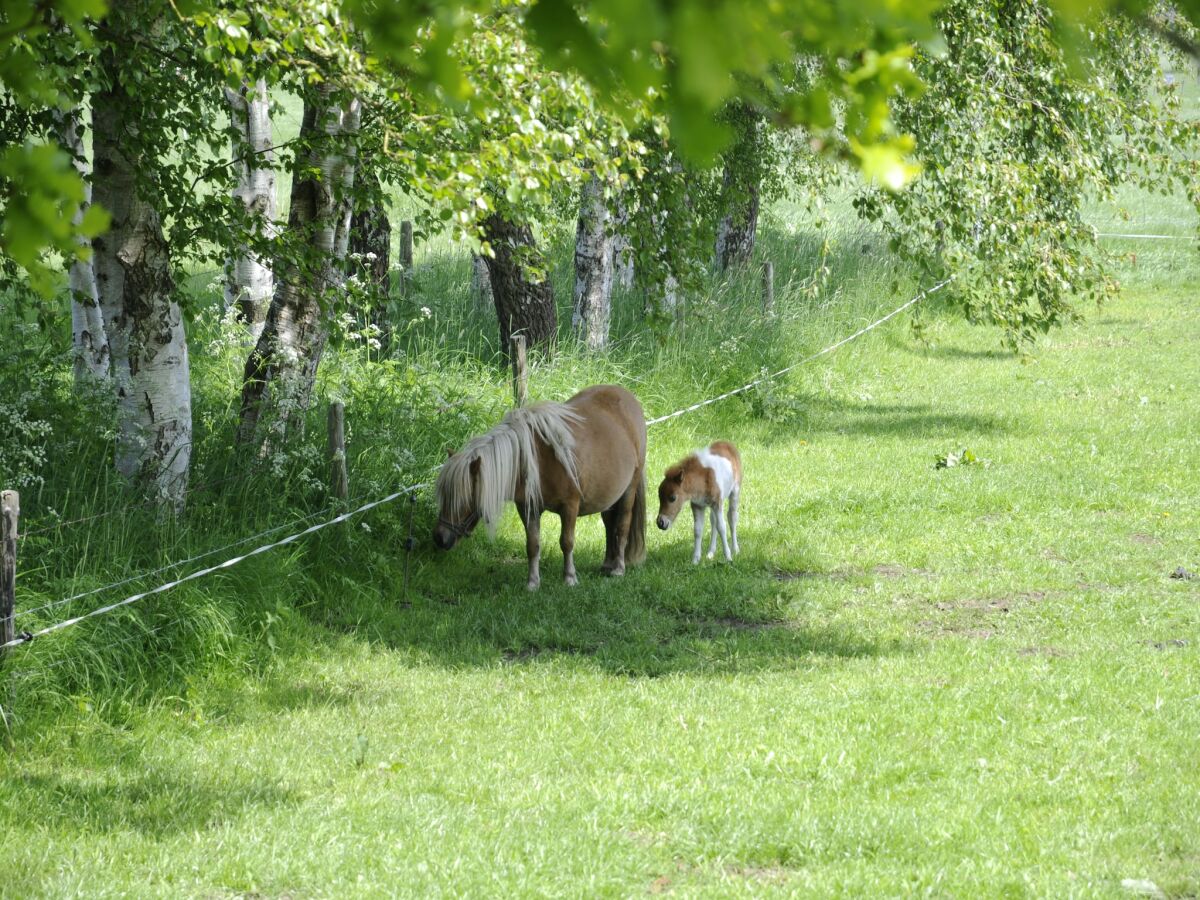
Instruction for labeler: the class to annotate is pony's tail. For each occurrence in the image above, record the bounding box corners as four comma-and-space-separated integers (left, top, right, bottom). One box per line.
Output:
625, 471, 647, 566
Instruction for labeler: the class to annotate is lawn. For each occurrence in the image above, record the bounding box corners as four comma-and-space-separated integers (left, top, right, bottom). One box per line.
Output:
2, 222, 1197, 896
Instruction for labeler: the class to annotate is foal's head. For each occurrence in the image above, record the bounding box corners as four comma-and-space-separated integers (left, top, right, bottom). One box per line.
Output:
433, 450, 482, 551
655, 457, 713, 530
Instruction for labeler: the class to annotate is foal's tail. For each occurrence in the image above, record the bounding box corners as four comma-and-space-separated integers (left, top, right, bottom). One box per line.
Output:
625, 471, 647, 566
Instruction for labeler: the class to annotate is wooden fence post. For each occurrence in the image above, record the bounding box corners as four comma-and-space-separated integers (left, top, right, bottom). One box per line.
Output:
399, 220, 414, 294
1, 491, 18, 659
510, 334, 528, 408
761, 261, 775, 315
328, 403, 349, 501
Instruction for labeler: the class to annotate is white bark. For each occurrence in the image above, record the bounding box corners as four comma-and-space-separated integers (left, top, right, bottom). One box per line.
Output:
611, 197, 634, 290
239, 85, 361, 448
224, 79, 276, 337
54, 107, 110, 385
470, 253, 493, 310
714, 182, 760, 271
571, 174, 613, 350
92, 78, 192, 510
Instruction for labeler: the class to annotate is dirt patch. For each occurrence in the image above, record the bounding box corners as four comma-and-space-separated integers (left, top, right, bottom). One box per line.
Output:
937, 598, 1010, 613
1130, 532, 1160, 546
774, 564, 933, 581
957, 628, 995, 640
1075, 582, 1120, 594
501, 647, 545, 663
1018, 646, 1068, 658
772, 567, 853, 582
623, 829, 667, 848
1144, 639, 1190, 651
934, 590, 1047, 613
871, 563, 933, 578
726, 864, 793, 883
918, 620, 995, 640
701, 616, 782, 632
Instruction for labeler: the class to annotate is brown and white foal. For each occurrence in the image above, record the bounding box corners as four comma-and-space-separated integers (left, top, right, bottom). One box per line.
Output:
655, 441, 742, 564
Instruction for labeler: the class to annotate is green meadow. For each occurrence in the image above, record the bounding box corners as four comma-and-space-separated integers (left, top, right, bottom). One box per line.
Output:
2, 181, 1198, 895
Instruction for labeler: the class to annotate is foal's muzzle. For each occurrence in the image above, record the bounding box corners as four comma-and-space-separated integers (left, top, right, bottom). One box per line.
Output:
656, 515, 671, 531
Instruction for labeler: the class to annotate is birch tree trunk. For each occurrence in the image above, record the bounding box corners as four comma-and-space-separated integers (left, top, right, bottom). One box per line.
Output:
715, 106, 764, 271
642, 206, 682, 323
611, 196, 634, 291
224, 79, 276, 337
714, 176, 760, 271
470, 253, 493, 311
571, 174, 613, 350
238, 85, 361, 448
480, 213, 557, 355
92, 67, 192, 509
54, 107, 110, 385
349, 169, 391, 339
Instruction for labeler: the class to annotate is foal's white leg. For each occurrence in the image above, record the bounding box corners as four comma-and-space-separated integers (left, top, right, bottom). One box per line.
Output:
728, 489, 740, 556
692, 504, 705, 565
712, 498, 732, 561
707, 500, 722, 560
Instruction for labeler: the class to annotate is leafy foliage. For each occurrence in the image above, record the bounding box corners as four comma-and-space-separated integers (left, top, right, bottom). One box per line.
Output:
856, 0, 1200, 345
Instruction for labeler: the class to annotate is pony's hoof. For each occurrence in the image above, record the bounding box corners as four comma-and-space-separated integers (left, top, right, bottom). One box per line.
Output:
602, 565, 625, 577
564, 573, 579, 587
526, 580, 540, 592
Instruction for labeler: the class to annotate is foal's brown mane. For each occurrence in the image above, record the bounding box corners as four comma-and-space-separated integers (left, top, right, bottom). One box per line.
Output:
664, 454, 717, 500
436, 402, 582, 533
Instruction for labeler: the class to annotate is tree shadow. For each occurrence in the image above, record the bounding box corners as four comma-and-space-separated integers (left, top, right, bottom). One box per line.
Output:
299, 524, 899, 682
1, 763, 295, 839
894, 341, 1016, 362
749, 392, 1014, 442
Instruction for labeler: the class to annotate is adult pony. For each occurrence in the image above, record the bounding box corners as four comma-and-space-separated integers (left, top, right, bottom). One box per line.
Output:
433, 384, 647, 590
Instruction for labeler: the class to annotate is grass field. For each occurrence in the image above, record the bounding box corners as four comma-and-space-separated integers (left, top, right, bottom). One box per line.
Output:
2, 207, 1198, 895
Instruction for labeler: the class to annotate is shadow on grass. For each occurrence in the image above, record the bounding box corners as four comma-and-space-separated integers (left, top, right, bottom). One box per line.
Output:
2, 764, 294, 839
298, 522, 896, 682
901, 343, 1016, 362
750, 393, 1012, 441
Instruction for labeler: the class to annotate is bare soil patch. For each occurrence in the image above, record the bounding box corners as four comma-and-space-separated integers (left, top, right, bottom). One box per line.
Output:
1018, 646, 1068, 658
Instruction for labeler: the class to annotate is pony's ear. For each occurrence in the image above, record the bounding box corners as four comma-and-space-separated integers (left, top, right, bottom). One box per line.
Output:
663, 465, 683, 483
445, 446, 457, 459
469, 456, 482, 476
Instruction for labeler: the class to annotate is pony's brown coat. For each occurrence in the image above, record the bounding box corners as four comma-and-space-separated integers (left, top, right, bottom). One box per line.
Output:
434, 384, 646, 589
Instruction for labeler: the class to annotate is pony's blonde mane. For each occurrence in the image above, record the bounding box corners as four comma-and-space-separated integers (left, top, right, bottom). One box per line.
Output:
436, 401, 582, 534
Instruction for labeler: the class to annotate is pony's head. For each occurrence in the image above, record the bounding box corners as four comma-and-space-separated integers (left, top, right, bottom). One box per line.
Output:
432, 404, 582, 551
656, 456, 713, 530
655, 464, 687, 530
433, 450, 482, 551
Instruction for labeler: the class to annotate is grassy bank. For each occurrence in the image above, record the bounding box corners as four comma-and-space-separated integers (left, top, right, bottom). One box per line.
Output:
1, 204, 1198, 892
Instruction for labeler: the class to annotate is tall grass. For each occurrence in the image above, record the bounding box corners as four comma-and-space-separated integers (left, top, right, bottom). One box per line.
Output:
2, 126, 1197, 736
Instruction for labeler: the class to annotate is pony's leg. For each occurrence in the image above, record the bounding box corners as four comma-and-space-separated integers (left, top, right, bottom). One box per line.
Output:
600, 508, 618, 573
728, 489, 740, 555
692, 504, 705, 565
606, 482, 638, 576
559, 500, 580, 587
706, 499, 723, 560
519, 506, 542, 591
713, 498, 732, 561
